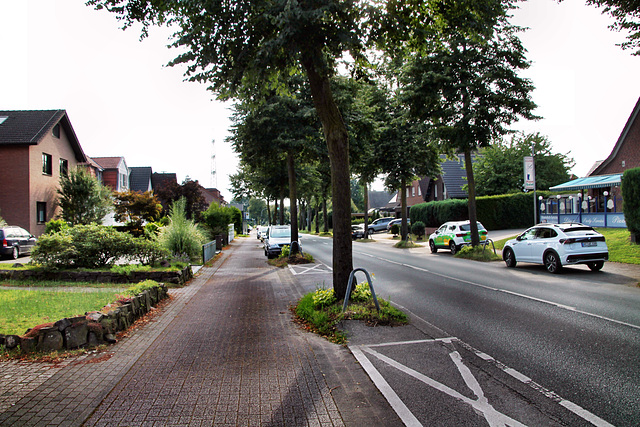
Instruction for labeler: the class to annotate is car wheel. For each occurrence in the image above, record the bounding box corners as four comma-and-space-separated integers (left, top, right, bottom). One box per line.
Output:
429, 240, 437, 253
449, 241, 457, 255
11, 246, 19, 260
544, 251, 562, 274
587, 261, 604, 272
503, 248, 517, 268
368, 229, 374, 236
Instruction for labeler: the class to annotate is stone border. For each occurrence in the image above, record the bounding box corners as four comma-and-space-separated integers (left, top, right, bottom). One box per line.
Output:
0, 265, 193, 285
0, 283, 169, 354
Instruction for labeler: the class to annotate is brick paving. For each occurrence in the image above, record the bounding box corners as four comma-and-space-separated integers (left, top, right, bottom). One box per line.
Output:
0, 238, 397, 426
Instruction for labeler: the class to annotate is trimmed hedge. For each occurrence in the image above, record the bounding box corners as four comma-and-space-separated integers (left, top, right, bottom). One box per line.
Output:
410, 191, 553, 230
622, 168, 640, 237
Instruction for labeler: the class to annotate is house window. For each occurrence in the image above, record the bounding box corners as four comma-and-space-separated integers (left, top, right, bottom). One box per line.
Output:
52, 124, 60, 138
60, 159, 69, 176
412, 187, 416, 197
42, 153, 52, 175
37, 202, 46, 224
406, 188, 410, 197
418, 186, 422, 196
120, 173, 128, 189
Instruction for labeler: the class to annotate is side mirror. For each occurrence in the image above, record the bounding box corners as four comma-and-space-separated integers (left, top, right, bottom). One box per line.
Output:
516, 235, 523, 241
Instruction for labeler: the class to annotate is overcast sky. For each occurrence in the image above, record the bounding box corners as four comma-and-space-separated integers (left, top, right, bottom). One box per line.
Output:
2, 1, 639, 199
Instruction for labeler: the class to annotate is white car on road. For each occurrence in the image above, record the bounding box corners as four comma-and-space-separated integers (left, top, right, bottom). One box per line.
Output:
502, 223, 608, 274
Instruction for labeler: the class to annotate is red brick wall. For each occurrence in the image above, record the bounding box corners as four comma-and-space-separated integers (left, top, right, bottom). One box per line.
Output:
597, 114, 640, 175
0, 145, 30, 230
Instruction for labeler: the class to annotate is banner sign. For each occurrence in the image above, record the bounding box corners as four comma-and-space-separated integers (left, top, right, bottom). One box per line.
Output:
524, 156, 535, 190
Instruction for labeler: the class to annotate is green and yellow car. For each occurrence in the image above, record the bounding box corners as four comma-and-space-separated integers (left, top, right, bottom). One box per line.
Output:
428, 221, 488, 255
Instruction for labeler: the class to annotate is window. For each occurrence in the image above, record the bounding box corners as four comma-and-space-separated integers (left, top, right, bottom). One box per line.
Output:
42, 153, 52, 175
418, 186, 422, 196
406, 188, 410, 197
52, 124, 60, 138
60, 159, 68, 176
37, 202, 46, 224
120, 173, 128, 189
412, 187, 416, 197
0, 116, 8, 125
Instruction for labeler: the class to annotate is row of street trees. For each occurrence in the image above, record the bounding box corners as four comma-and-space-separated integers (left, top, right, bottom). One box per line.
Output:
88, 0, 640, 299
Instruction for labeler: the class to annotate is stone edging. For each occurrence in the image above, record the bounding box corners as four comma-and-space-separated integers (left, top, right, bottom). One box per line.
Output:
0, 283, 169, 354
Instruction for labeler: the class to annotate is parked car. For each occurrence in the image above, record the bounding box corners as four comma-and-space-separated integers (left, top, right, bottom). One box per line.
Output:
502, 223, 608, 274
264, 225, 300, 258
351, 224, 372, 240
0, 226, 37, 260
368, 217, 395, 233
429, 221, 488, 255
256, 225, 263, 240
386, 218, 411, 231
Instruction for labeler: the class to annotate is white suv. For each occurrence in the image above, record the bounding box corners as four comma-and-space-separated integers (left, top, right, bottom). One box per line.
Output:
502, 223, 608, 274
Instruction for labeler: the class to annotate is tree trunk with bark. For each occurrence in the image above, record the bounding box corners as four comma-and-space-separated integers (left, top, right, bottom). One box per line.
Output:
287, 151, 299, 255
464, 148, 480, 246
401, 178, 408, 241
363, 182, 370, 237
301, 52, 352, 300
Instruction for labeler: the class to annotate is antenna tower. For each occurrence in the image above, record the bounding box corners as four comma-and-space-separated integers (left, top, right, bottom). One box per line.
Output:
210, 139, 217, 188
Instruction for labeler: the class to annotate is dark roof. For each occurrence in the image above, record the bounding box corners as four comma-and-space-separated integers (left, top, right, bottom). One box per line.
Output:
91, 156, 125, 170
368, 190, 395, 210
0, 110, 86, 161
151, 172, 178, 190
440, 155, 469, 198
129, 167, 153, 192
590, 96, 640, 176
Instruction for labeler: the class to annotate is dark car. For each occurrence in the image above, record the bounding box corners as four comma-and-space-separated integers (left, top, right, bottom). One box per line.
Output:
0, 226, 37, 260
351, 224, 372, 240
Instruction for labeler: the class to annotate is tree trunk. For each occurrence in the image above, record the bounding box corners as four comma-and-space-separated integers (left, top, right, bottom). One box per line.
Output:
323, 198, 328, 233
287, 151, 299, 255
267, 198, 272, 225
401, 178, 408, 241
315, 199, 320, 234
271, 199, 276, 225
464, 148, 480, 246
363, 182, 370, 237
279, 196, 285, 225
302, 51, 352, 300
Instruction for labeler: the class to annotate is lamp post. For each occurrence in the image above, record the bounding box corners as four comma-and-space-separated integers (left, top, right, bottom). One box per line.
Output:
556, 194, 562, 223
603, 191, 609, 228
538, 196, 544, 223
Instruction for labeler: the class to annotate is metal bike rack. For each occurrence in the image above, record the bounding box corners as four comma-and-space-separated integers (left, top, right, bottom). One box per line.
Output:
289, 241, 303, 255
481, 238, 496, 255
342, 268, 380, 313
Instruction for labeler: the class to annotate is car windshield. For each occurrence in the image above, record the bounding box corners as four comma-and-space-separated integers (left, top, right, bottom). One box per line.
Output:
459, 223, 486, 231
270, 228, 291, 238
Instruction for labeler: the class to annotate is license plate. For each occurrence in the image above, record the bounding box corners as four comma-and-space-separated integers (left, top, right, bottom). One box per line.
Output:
582, 241, 597, 247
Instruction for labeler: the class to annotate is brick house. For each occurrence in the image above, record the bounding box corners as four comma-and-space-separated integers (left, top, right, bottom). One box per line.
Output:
0, 110, 88, 236
91, 157, 129, 192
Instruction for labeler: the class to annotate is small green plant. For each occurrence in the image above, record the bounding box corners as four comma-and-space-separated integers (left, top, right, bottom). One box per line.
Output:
351, 282, 372, 302
455, 245, 501, 261
44, 219, 69, 235
280, 245, 291, 258
158, 198, 205, 263
411, 221, 426, 240
122, 280, 160, 297
110, 264, 152, 275
312, 287, 336, 308
390, 224, 400, 235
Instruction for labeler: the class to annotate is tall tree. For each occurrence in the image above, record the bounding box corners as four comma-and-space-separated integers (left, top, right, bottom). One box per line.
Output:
577, 0, 640, 54
472, 132, 574, 196
397, 1, 538, 246
57, 167, 112, 226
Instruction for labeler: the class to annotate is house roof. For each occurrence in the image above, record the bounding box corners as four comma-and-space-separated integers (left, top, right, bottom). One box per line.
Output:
368, 190, 395, 210
440, 155, 470, 198
129, 167, 153, 192
151, 172, 178, 190
91, 156, 126, 170
0, 109, 87, 161
590, 96, 640, 176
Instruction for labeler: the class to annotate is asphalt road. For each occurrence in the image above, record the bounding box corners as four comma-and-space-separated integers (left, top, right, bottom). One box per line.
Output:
298, 233, 640, 426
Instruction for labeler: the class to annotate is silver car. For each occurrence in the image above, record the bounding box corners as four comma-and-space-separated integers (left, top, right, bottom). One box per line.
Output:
502, 223, 608, 274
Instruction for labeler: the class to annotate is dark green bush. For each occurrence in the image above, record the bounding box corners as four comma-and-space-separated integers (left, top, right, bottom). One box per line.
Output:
390, 224, 400, 235
31, 224, 170, 269
622, 168, 640, 236
44, 219, 69, 235
411, 221, 426, 238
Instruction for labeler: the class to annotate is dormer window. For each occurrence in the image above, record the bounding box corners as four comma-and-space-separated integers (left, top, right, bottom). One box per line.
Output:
0, 116, 8, 125
52, 124, 61, 138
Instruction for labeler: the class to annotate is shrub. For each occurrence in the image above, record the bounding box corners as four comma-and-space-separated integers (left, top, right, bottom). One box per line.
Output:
158, 198, 205, 262
44, 219, 69, 235
129, 238, 170, 265
390, 224, 400, 235
202, 203, 233, 237
622, 168, 640, 239
351, 282, 372, 302
123, 280, 160, 297
411, 221, 426, 239
30, 232, 77, 268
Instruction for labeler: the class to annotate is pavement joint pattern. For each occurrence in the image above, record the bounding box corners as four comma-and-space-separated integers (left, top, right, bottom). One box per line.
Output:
0, 240, 348, 426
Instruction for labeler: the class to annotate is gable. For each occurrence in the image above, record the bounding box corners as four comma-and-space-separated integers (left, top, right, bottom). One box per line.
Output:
0, 110, 86, 162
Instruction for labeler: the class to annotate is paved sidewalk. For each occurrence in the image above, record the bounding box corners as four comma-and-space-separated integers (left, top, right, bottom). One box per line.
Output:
1, 238, 399, 426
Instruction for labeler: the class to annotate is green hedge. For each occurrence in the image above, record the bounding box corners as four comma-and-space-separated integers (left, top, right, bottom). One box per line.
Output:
410, 191, 553, 230
622, 168, 640, 235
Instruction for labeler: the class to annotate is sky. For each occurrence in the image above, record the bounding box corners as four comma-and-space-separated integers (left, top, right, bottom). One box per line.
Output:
1, 1, 639, 199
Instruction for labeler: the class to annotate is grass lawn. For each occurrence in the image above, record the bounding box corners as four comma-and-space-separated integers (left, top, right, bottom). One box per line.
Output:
0, 288, 121, 336
491, 228, 640, 265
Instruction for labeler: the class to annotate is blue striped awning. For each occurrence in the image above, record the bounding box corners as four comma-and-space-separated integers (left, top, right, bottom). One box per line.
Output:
549, 174, 622, 192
